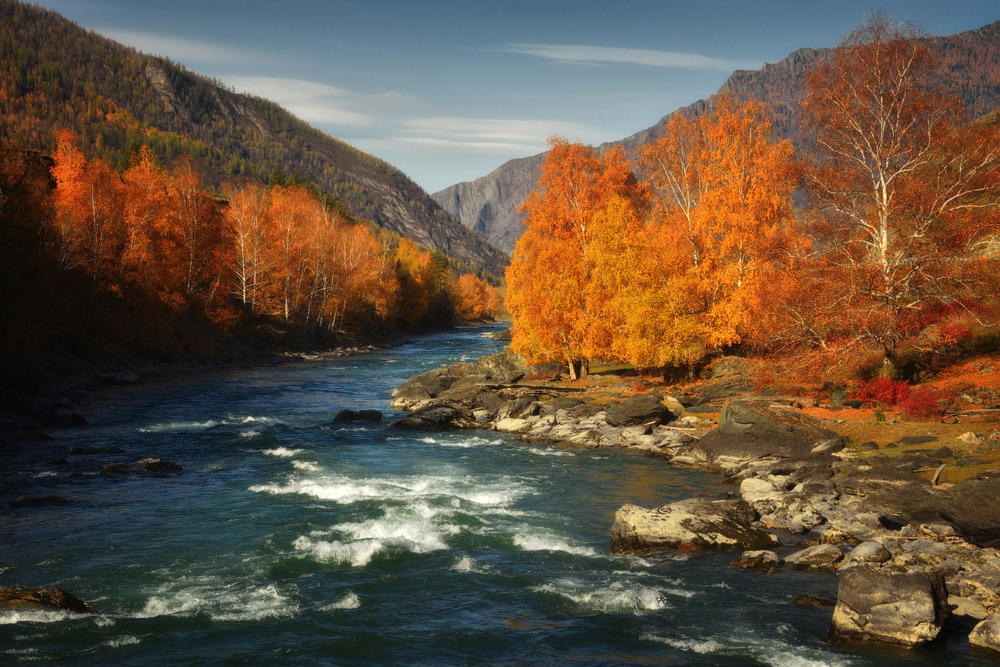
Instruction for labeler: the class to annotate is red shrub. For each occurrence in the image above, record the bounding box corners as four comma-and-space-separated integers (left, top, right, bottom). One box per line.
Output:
849, 377, 910, 406
899, 386, 952, 420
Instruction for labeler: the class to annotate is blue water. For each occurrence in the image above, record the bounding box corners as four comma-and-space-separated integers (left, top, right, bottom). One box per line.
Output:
0, 326, 989, 665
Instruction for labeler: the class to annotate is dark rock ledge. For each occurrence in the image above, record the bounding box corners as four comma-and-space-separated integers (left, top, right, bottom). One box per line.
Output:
0, 586, 98, 615
390, 349, 1000, 653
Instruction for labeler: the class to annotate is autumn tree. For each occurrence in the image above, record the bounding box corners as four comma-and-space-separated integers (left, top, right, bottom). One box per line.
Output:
801, 12, 1000, 363
395, 237, 434, 330
635, 95, 801, 359
506, 138, 645, 379
172, 158, 222, 301
268, 185, 317, 324
224, 183, 271, 315
50, 130, 125, 279
453, 273, 501, 322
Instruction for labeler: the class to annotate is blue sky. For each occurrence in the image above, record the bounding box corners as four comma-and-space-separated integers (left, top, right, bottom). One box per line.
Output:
32, 0, 1000, 192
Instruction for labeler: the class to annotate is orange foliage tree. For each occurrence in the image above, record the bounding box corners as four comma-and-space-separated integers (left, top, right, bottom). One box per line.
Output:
51, 130, 124, 279
506, 138, 646, 379
453, 273, 501, 322
801, 12, 1000, 363
634, 95, 801, 360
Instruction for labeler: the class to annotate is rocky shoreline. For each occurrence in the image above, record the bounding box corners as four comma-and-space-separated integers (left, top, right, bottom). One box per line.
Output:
389, 347, 1000, 654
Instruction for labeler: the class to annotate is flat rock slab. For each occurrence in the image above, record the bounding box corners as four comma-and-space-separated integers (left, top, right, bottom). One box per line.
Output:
829, 566, 949, 648
609, 497, 778, 553
388, 404, 475, 430
933, 478, 1000, 548
694, 400, 839, 461
604, 393, 674, 427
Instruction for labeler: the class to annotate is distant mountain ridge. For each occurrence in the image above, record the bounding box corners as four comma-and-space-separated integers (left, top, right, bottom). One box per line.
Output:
434, 21, 1000, 253
0, 0, 508, 276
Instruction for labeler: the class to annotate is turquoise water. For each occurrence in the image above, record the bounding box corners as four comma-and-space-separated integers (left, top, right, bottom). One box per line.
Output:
0, 326, 988, 665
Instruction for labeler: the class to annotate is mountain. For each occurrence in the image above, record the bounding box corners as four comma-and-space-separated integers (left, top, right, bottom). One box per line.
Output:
0, 0, 507, 277
434, 21, 1000, 254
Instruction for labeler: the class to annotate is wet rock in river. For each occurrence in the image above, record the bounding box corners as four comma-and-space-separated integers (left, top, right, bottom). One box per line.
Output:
100, 458, 182, 475
0, 586, 98, 615
828, 566, 949, 648
333, 409, 383, 423
389, 403, 475, 431
969, 613, 1000, 652
730, 549, 781, 571
609, 497, 778, 553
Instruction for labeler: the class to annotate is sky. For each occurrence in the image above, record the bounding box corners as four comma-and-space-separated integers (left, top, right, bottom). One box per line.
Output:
31, 0, 1000, 193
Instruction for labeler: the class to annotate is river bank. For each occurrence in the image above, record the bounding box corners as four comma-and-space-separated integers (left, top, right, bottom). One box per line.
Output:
388, 346, 1000, 654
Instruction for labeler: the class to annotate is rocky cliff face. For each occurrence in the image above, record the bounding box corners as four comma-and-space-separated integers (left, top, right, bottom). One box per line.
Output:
432, 153, 545, 255
434, 21, 1000, 254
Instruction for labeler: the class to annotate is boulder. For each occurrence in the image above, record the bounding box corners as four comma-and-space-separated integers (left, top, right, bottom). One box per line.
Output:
844, 541, 893, 566
784, 544, 844, 571
100, 458, 182, 475
730, 549, 781, 571
604, 393, 675, 427
609, 497, 778, 553
694, 400, 840, 462
828, 566, 949, 648
389, 365, 467, 409
332, 409, 383, 423
0, 586, 98, 615
388, 404, 475, 431
969, 613, 1000, 653
464, 348, 528, 384
933, 478, 1000, 548
833, 468, 941, 527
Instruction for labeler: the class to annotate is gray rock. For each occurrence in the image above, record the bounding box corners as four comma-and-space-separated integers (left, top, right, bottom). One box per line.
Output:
730, 549, 781, 571
785, 544, 844, 571
609, 497, 778, 553
846, 541, 893, 565
833, 468, 940, 527
828, 566, 949, 648
389, 404, 475, 431
0, 586, 98, 615
970, 613, 1000, 653
694, 400, 839, 462
934, 479, 1000, 548
604, 393, 674, 427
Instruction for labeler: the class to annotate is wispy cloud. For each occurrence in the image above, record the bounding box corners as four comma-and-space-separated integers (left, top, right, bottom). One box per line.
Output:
393, 117, 601, 155
502, 43, 756, 70
221, 77, 417, 127
101, 29, 256, 66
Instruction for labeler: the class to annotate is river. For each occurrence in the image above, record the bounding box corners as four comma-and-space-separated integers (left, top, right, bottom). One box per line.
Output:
0, 325, 989, 665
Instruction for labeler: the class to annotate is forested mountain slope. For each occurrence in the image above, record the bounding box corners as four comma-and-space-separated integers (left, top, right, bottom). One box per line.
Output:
0, 0, 507, 276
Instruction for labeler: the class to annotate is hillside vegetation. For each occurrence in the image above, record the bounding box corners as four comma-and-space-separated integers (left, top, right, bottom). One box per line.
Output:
0, 0, 507, 277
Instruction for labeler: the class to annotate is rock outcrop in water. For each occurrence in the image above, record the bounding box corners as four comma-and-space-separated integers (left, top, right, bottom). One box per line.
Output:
609, 498, 779, 553
828, 567, 950, 648
0, 586, 98, 615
